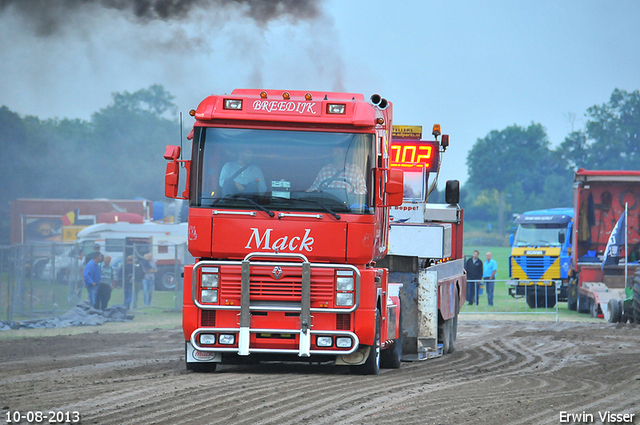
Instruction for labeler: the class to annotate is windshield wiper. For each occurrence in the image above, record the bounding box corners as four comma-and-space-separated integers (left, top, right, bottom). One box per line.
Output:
214, 195, 274, 217
236, 197, 275, 217
284, 198, 341, 220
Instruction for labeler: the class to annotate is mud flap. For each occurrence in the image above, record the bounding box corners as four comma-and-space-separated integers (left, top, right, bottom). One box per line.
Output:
335, 346, 370, 365
186, 342, 222, 363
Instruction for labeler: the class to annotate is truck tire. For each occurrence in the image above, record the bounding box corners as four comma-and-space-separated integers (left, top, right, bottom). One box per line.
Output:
448, 294, 459, 354
380, 310, 402, 369
577, 293, 590, 314
439, 316, 451, 355
567, 280, 578, 311
590, 300, 599, 318
633, 282, 640, 324
606, 298, 621, 323
351, 309, 381, 375
156, 267, 176, 291
533, 285, 556, 309
526, 289, 538, 309
186, 361, 217, 373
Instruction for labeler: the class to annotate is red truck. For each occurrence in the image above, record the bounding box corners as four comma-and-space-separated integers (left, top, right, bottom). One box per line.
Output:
568, 169, 640, 322
164, 89, 465, 373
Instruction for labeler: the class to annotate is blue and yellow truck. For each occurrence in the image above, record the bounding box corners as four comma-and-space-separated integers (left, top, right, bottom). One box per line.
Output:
508, 208, 574, 308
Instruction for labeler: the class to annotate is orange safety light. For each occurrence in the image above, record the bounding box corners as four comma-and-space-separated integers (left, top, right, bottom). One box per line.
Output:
282, 91, 291, 100
305, 93, 313, 100
189, 109, 196, 116
432, 124, 441, 138
260, 91, 268, 99
376, 117, 384, 125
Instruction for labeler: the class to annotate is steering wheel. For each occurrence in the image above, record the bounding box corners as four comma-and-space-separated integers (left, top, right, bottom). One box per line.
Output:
318, 177, 352, 191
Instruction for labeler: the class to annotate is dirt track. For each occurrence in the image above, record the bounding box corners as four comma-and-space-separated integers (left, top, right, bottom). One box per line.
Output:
1, 321, 639, 425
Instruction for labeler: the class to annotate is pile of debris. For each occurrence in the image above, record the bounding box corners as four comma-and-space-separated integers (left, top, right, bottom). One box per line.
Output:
0, 301, 135, 331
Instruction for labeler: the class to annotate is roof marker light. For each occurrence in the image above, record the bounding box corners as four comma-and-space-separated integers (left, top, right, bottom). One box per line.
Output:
260, 91, 268, 99
327, 104, 346, 114
189, 109, 196, 116
305, 93, 313, 100
376, 117, 384, 125
223, 99, 243, 110
283, 92, 290, 100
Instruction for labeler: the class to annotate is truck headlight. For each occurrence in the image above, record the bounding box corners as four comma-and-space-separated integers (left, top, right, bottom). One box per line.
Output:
201, 289, 218, 303
316, 336, 333, 347
218, 334, 235, 345
200, 333, 216, 345
202, 273, 219, 288
336, 277, 354, 291
336, 293, 353, 306
336, 337, 352, 348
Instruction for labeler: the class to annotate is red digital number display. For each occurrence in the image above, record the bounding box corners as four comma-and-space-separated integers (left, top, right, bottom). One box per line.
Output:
390, 141, 439, 171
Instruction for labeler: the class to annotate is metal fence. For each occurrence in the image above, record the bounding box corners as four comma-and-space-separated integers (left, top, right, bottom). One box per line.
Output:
460, 279, 560, 321
0, 242, 190, 322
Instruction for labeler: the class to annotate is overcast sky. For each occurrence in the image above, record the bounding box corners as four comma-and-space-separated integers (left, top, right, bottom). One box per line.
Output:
1, 0, 639, 186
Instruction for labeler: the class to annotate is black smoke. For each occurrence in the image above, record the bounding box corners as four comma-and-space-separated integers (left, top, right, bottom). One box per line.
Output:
0, 0, 323, 36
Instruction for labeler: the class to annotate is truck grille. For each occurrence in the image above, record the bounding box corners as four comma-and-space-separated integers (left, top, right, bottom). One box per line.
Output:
336, 314, 351, 330
513, 256, 558, 280
201, 310, 216, 326
218, 266, 334, 303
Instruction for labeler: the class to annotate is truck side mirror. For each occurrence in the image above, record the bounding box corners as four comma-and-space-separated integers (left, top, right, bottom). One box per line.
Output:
558, 230, 566, 245
445, 180, 460, 204
509, 233, 514, 247
385, 169, 404, 207
164, 145, 190, 200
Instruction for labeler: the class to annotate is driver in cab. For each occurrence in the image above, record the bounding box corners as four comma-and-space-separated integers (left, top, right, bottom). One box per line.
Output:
219, 148, 267, 196
307, 146, 366, 194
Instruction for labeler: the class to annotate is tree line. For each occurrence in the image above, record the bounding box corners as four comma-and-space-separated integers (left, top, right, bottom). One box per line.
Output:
463, 88, 640, 234
0, 85, 179, 243
1, 85, 637, 243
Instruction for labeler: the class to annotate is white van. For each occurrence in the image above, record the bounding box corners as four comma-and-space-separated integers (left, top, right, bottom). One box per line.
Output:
76, 222, 190, 290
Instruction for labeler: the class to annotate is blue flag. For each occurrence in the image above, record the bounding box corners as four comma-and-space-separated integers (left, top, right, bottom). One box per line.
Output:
601, 211, 626, 270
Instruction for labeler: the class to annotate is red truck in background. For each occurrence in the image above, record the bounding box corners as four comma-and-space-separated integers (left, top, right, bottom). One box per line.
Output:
164, 89, 465, 374
568, 169, 640, 322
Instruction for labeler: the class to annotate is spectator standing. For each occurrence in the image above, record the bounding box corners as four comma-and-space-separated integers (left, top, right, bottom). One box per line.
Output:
83, 252, 103, 308
483, 251, 498, 306
464, 250, 483, 305
83, 243, 101, 266
141, 253, 157, 307
96, 255, 115, 310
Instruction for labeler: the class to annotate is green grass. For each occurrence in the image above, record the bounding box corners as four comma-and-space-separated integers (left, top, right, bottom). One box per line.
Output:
0, 279, 182, 340
459, 245, 602, 323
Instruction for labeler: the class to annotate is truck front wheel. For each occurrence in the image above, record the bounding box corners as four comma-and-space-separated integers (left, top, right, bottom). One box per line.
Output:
606, 298, 621, 323
380, 309, 402, 369
156, 267, 177, 291
351, 309, 381, 375
567, 280, 578, 311
577, 293, 590, 314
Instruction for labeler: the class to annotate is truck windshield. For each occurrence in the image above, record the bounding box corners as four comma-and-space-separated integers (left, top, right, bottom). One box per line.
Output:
513, 224, 565, 247
193, 128, 376, 214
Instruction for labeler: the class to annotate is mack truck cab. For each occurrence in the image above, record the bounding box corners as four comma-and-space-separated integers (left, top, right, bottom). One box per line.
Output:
165, 89, 405, 374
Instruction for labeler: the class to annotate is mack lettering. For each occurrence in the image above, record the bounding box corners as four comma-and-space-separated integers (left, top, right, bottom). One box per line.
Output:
245, 228, 314, 252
